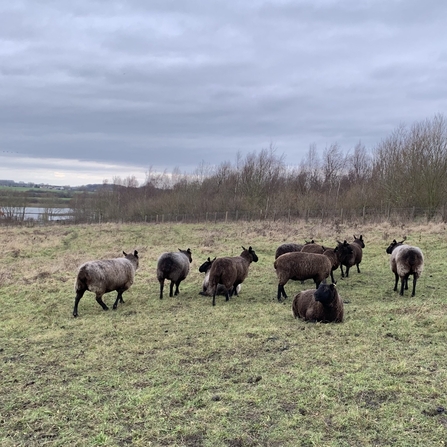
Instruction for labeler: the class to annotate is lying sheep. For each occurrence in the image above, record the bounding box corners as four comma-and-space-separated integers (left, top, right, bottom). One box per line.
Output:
198, 257, 241, 297
292, 282, 343, 322
274, 251, 332, 301
386, 239, 424, 296
157, 248, 192, 299
208, 246, 258, 306
73, 250, 139, 317
337, 235, 364, 277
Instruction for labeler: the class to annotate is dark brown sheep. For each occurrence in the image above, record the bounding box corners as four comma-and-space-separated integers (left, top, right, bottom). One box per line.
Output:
73, 250, 139, 317
386, 239, 424, 296
198, 257, 241, 296
322, 246, 342, 283
292, 282, 343, 322
337, 235, 364, 277
301, 241, 325, 254
274, 251, 332, 301
208, 246, 258, 306
274, 243, 304, 259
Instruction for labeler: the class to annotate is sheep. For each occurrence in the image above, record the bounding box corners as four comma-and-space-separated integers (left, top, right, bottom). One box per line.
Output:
292, 282, 343, 323
322, 246, 342, 283
157, 248, 192, 299
274, 251, 332, 302
337, 235, 364, 277
275, 243, 304, 259
207, 246, 258, 306
386, 239, 424, 296
73, 250, 139, 317
301, 241, 326, 254
198, 257, 241, 297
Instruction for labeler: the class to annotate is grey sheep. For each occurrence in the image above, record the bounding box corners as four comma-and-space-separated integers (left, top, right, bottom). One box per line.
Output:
157, 248, 192, 299
337, 235, 365, 277
292, 282, 344, 323
208, 246, 258, 306
73, 250, 139, 317
274, 251, 332, 301
198, 257, 241, 297
386, 239, 424, 296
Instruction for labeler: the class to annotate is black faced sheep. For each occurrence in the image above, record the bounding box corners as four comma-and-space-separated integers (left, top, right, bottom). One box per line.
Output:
198, 257, 241, 297
386, 239, 424, 297
292, 282, 343, 323
274, 252, 332, 302
207, 246, 258, 306
73, 250, 139, 317
157, 248, 192, 299
337, 235, 364, 277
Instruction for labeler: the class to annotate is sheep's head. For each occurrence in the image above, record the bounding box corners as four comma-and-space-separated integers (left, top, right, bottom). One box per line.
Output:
123, 250, 139, 269
198, 257, 215, 273
241, 246, 259, 263
337, 240, 353, 258
179, 248, 193, 263
386, 238, 405, 254
314, 282, 338, 305
353, 235, 365, 248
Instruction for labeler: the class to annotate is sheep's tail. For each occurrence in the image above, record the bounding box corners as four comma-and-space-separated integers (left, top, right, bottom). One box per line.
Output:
75, 266, 90, 292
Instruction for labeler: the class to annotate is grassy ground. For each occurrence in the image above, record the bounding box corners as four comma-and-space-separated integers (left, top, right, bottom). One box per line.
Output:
1, 220, 446, 447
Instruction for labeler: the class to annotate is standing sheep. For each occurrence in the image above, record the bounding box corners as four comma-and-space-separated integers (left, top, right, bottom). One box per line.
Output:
208, 246, 258, 306
292, 282, 343, 322
274, 252, 332, 301
275, 243, 304, 259
157, 248, 192, 299
198, 257, 241, 297
301, 241, 325, 254
322, 246, 342, 283
73, 250, 139, 317
386, 239, 424, 296
337, 235, 364, 277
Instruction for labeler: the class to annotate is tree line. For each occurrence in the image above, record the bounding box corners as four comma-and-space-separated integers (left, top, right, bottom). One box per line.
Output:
2, 114, 447, 224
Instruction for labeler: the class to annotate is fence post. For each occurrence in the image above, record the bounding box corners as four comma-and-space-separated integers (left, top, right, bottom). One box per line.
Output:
225, 211, 228, 223
236, 210, 238, 221
340, 208, 343, 224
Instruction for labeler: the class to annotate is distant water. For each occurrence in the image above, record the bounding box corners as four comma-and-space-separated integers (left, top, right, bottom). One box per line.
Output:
24, 207, 72, 221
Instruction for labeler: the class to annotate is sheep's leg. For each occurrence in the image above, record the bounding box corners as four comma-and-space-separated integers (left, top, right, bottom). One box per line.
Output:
411, 276, 417, 297
330, 270, 335, 284
340, 265, 345, 278
212, 286, 219, 306
174, 280, 181, 296
113, 290, 125, 310
169, 281, 175, 297
96, 293, 109, 311
231, 282, 241, 297
404, 277, 409, 290
345, 266, 350, 278
277, 284, 287, 301
399, 276, 406, 296
393, 273, 399, 291
356, 263, 361, 273
73, 290, 85, 317
159, 280, 164, 299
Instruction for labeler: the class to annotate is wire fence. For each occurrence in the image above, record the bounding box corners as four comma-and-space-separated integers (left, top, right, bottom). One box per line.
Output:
1, 205, 445, 226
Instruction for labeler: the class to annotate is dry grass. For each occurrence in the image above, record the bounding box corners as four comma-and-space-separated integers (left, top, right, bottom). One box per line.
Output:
1, 220, 447, 446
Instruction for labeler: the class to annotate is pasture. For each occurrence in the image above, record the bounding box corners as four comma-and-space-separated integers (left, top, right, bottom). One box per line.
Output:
1, 220, 446, 446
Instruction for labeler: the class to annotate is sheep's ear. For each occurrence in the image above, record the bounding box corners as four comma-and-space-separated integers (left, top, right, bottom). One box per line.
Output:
212, 257, 216, 261
123, 251, 127, 256
207, 257, 211, 262
134, 250, 138, 257
187, 248, 191, 253
249, 246, 253, 251
322, 246, 326, 251
241, 246, 246, 250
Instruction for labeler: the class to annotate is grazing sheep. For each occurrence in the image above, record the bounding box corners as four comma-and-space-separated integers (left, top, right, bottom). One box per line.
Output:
274, 251, 332, 301
198, 257, 242, 297
208, 246, 258, 306
386, 239, 424, 296
337, 235, 364, 277
275, 243, 304, 259
157, 248, 192, 299
73, 250, 139, 317
292, 282, 343, 322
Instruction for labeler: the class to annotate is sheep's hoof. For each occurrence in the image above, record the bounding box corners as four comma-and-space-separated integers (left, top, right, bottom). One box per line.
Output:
73, 313, 78, 318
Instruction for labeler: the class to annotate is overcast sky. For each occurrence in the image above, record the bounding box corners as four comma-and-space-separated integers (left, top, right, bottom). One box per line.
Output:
1, 0, 446, 186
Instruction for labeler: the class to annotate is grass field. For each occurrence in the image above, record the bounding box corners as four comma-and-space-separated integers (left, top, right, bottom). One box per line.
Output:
1, 220, 446, 446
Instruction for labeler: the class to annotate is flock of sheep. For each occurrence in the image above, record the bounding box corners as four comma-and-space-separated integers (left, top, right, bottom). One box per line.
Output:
72, 235, 425, 321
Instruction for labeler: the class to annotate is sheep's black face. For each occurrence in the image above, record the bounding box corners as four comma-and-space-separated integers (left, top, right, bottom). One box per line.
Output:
354, 235, 365, 248
314, 283, 337, 305
386, 240, 400, 254
249, 247, 259, 263
199, 258, 214, 273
